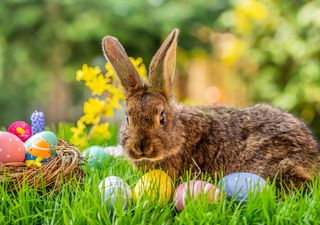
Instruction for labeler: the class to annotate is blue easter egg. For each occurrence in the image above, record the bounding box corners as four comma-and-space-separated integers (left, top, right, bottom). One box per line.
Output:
98, 176, 132, 214
218, 172, 266, 202
81, 146, 111, 168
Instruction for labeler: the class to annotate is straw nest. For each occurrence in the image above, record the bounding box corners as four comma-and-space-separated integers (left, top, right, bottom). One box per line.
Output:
0, 140, 84, 191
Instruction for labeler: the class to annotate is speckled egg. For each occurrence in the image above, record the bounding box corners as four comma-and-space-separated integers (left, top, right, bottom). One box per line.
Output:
0, 132, 26, 163
24, 131, 58, 160
174, 180, 221, 211
218, 172, 267, 202
98, 176, 132, 213
133, 170, 172, 205
81, 146, 111, 168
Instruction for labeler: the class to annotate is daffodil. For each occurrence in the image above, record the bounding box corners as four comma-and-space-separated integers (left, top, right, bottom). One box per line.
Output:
71, 58, 146, 150
90, 122, 110, 141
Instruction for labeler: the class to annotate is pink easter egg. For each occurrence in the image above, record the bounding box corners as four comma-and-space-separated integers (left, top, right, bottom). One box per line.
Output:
0, 132, 26, 163
174, 180, 221, 212
8, 121, 32, 142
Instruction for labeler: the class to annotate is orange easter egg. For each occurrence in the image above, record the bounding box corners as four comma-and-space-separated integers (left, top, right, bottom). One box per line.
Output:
28, 139, 51, 159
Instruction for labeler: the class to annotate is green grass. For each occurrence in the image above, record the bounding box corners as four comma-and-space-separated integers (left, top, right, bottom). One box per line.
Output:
1, 124, 320, 224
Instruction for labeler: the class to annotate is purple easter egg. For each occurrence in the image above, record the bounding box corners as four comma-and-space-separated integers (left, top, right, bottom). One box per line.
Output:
218, 172, 266, 202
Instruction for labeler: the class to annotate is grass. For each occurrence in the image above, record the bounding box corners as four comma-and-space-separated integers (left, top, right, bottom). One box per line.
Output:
1, 124, 320, 224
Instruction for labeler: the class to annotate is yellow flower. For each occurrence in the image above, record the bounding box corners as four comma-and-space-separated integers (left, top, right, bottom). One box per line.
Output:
70, 134, 88, 150
90, 122, 111, 141
70, 120, 89, 149
237, 0, 268, 21
26, 157, 43, 167
72, 57, 146, 146
218, 34, 245, 65
71, 120, 86, 135
83, 98, 106, 123
129, 57, 147, 80
233, 0, 269, 34
76, 64, 101, 82
85, 74, 109, 95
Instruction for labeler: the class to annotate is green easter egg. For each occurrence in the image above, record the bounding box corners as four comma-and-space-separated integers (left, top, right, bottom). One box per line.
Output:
81, 146, 111, 168
25, 131, 58, 156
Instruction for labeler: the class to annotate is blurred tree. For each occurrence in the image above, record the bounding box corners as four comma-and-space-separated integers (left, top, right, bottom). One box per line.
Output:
218, 0, 320, 138
0, 0, 227, 126
1, 0, 319, 139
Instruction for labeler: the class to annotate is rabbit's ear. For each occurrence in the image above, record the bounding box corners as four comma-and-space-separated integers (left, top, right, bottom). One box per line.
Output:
148, 29, 179, 99
102, 36, 143, 97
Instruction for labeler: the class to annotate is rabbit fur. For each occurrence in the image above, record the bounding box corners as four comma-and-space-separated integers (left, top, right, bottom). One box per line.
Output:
102, 29, 320, 187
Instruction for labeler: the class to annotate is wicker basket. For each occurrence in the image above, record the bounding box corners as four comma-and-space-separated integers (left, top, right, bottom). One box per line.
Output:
0, 140, 84, 191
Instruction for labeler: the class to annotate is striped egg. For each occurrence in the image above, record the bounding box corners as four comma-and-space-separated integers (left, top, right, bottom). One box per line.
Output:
174, 180, 221, 211
26, 139, 51, 160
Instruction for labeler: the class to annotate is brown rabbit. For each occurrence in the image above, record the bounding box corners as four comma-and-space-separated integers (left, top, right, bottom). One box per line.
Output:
102, 29, 320, 187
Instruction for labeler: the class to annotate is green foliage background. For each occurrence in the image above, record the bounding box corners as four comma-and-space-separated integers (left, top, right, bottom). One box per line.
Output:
1, 0, 320, 138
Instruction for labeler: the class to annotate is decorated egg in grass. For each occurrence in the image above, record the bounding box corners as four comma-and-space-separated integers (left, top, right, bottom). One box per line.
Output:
99, 176, 132, 213
0, 132, 26, 163
218, 172, 267, 202
81, 146, 111, 168
8, 121, 32, 142
133, 170, 173, 205
174, 180, 221, 211
25, 131, 58, 161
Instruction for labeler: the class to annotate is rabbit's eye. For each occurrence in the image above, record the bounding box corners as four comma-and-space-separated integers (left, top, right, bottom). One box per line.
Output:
160, 111, 166, 125
126, 116, 129, 125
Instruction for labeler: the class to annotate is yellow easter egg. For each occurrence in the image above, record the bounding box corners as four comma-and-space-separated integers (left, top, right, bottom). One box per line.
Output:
133, 170, 172, 205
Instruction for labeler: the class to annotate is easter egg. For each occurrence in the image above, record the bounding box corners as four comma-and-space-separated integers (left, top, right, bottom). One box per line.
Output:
104, 145, 124, 157
7, 121, 32, 142
0, 132, 26, 163
24, 131, 58, 158
27, 139, 51, 159
98, 176, 132, 213
81, 146, 111, 168
218, 172, 267, 202
133, 170, 172, 205
174, 180, 221, 211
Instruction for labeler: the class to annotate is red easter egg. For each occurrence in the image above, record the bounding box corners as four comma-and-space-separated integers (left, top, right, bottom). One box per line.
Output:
174, 180, 221, 212
0, 132, 26, 163
8, 121, 32, 142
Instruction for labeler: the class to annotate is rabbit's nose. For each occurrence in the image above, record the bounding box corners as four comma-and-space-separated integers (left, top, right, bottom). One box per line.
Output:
140, 140, 148, 153
135, 139, 151, 154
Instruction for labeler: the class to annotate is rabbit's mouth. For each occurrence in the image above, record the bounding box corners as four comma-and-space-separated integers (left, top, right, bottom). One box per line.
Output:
127, 146, 163, 162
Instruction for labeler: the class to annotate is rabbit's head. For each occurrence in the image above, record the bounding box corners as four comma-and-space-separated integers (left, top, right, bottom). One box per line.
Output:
102, 29, 184, 162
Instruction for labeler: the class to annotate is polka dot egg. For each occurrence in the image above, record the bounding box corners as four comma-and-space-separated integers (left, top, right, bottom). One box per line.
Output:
218, 172, 267, 202
174, 180, 221, 211
0, 132, 26, 163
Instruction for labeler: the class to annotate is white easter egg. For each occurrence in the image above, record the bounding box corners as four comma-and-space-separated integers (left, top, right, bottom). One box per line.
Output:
98, 176, 132, 213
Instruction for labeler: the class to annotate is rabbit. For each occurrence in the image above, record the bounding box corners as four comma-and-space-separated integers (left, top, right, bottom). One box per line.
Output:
102, 28, 320, 188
